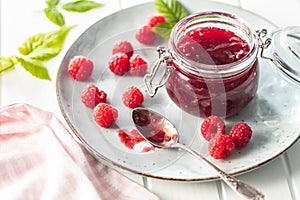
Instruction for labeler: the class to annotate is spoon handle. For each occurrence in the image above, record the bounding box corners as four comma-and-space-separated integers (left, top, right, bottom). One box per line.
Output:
174, 143, 264, 200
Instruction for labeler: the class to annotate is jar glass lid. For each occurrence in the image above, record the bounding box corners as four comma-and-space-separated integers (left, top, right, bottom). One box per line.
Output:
269, 26, 300, 85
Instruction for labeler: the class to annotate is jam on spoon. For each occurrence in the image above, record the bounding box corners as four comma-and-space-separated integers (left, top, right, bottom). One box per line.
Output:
131, 107, 264, 200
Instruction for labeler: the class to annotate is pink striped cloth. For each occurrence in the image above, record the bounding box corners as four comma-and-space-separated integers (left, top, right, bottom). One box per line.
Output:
0, 103, 159, 200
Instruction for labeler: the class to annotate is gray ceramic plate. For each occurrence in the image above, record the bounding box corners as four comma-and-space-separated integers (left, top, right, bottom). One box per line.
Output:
56, 0, 300, 181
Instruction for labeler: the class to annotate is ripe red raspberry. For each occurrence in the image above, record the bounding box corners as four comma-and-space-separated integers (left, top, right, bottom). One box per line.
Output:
81, 84, 107, 108
108, 53, 129, 75
229, 122, 252, 148
148, 14, 166, 27
67, 56, 93, 81
122, 86, 144, 108
94, 103, 118, 128
209, 134, 235, 159
129, 54, 148, 76
112, 40, 134, 58
136, 25, 157, 45
200, 116, 226, 141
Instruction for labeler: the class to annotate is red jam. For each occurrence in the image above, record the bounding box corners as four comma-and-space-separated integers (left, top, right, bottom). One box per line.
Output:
166, 27, 258, 117
177, 28, 250, 65
118, 129, 145, 149
118, 129, 155, 152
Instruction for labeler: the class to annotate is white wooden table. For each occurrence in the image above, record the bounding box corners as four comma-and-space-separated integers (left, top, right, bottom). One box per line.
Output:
1, 0, 300, 199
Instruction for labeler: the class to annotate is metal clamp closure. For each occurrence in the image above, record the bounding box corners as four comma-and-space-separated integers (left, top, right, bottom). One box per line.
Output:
257, 29, 273, 61
257, 29, 300, 85
144, 46, 174, 97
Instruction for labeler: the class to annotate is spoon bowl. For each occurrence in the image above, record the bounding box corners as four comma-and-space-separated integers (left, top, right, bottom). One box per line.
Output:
131, 107, 264, 200
132, 108, 179, 148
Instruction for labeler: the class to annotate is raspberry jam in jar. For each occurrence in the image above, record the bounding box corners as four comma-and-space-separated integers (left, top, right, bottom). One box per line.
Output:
160, 12, 259, 118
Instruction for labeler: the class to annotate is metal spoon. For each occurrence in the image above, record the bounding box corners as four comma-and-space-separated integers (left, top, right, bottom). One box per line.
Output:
131, 107, 264, 200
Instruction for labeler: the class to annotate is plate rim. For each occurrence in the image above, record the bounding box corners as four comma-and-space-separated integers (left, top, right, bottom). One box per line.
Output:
56, 1, 300, 181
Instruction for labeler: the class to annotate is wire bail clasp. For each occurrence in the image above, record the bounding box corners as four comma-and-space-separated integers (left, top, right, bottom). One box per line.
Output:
144, 46, 174, 97
257, 28, 300, 85
257, 29, 273, 61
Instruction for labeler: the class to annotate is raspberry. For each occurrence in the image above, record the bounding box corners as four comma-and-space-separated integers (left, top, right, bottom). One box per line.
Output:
229, 122, 252, 148
108, 53, 129, 75
81, 84, 107, 108
209, 134, 235, 159
200, 116, 226, 141
67, 56, 93, 81
94, 103, 118, 128
112, 40, 134, 58
122, 86, 144, 108
129, 54, 148, 76
136, 25, 156, 45
118, 129, 145, 149
148, 14, 166, 27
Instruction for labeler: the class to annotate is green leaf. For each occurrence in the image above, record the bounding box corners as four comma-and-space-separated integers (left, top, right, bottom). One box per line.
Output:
152, 22, 175, 39
18, 26, 72, 61
18, 57, 51, 80
18, 34, 43, 56
154, 0, 188, 22
26, 47, 62, 61
44, 6, 65, 26
46, 0, 59, 7
62, 1, 103, 12
0, 56, 18, 73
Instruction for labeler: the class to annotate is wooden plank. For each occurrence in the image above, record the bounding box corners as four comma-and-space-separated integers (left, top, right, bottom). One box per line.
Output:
285, 142, 300, 200
221, 157, 293, 200
121, 0, 242, 9
148, 178, 220, 200
121, 172, 145, 186
211, 0, 241, 7
240, 0, 300, 27
119, 0, 153, 9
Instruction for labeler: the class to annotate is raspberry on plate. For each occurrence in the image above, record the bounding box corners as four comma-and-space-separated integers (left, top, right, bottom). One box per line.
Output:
122, 86, 144, 108
81, 84, 107, 108
229, 122, 252, 148
200, 115, 226, 141
108, 53, 129, 75
67, 56, 94, 81
209, 134, 235, 159
129, 54, 148, 76
94, 103, 118, 128
112, 40, 134, 58
148, 14, 166, 27
136, 25, 157, 45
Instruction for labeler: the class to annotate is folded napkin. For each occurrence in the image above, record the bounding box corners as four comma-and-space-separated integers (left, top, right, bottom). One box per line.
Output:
0, 103, 159, 200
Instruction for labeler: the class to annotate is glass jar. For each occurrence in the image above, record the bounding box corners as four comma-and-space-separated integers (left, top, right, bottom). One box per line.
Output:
145, 11, 259, 118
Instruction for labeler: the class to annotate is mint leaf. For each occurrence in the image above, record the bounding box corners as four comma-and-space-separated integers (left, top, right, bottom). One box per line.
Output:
18, 26, 71, 61
0, 56, 18, 73
19, 34, 44, 56
42, 26, 72, 48
62, 1, 103, 12
152, 22, 176, 39
16, 27, 71, 80
18, 57, 51, 80
154, 0, 188, 23
26, 47, 62, 61
153, 0, 189, 38
44, 6, 65, 26
46, 0, 59, 7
